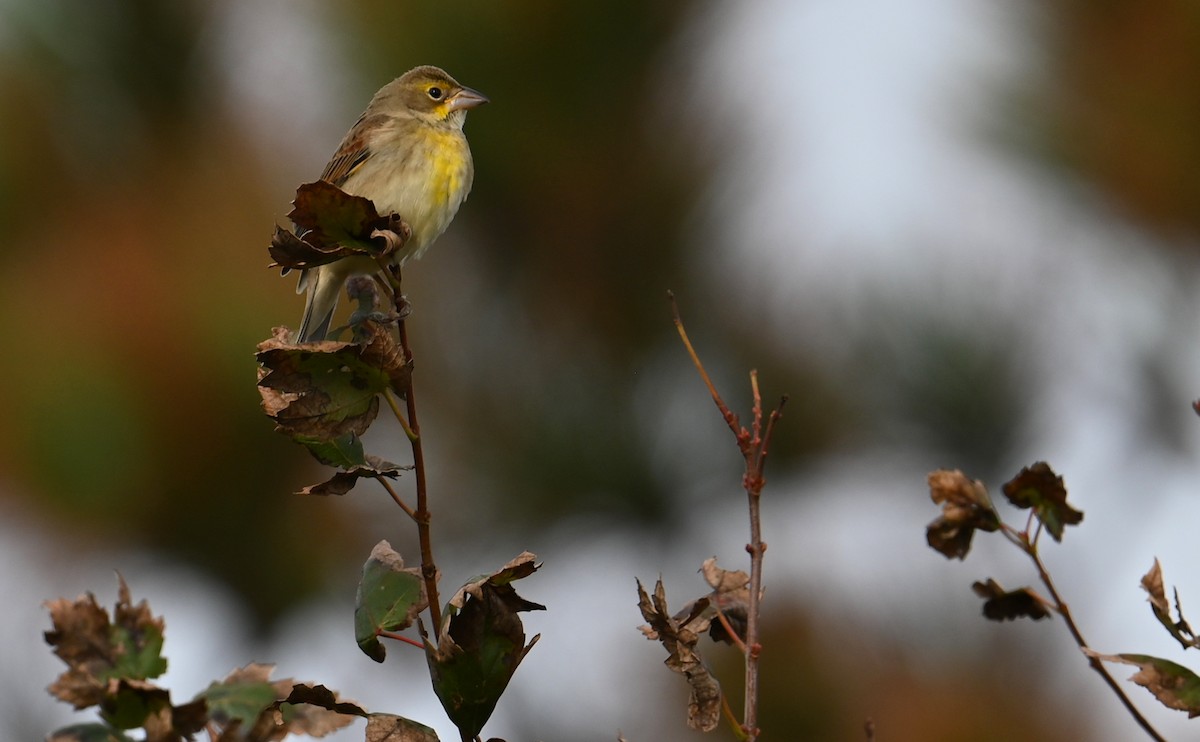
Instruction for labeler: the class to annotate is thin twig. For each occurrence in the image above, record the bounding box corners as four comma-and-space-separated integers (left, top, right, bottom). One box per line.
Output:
712, 602, 748, 654
668, 292, 741, 435
376, 261, 443, 638
384, 388, 418, 441
376, 475, 416, 521
720, 693, 749, 741
1025, 544, 1164, 741
670, 293, 785, 742
397, 316, 442, 637
378, 629, 424, 649
741, 406, 767, 742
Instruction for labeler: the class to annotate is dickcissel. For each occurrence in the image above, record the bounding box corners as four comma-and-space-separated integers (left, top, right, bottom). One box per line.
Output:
295, 65, 487, 341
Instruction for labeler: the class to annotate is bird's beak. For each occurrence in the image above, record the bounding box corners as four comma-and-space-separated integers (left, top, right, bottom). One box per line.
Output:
448, 86, 489, 112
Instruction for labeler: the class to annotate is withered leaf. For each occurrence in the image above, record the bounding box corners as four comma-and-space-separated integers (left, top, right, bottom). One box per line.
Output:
268, 224, 361, 272
1141, 559, 1199, 650
1085, 650, 1200, 718
699, 558, 752, 644
1001, 462, 1083, 541
355, 541, 428, 663
926, 469, 1000, 559
272, 683, 364, 737
44, 576, 168, 712
280, 683, 367, 718
427, 553, 543, 740
365, 713, 440, 742
971, 578, 1051, 621
257, 325, 411, 444
297, 456, 408, 496
271, 181, 410, 271
47, 723, 136, 742
649, 558, 755, 646
636, 578, 721, 732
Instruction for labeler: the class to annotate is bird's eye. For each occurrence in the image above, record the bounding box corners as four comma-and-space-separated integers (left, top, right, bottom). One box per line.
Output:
427, 86, 443, 100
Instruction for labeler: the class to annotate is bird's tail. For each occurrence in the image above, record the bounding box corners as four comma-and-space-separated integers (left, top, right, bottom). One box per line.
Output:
295, 267, 340, 342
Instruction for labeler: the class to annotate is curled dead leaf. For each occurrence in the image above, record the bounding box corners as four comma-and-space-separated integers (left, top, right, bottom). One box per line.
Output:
635, 578, 721, 732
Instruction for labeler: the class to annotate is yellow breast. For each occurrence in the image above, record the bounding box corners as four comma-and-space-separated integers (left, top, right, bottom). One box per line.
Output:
343, 125, 474, 263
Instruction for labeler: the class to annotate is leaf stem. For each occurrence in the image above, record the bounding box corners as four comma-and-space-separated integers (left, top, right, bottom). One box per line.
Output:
384, 389, 418, 441
375, 475, 416, 521
378, 629, 423, 649
669, 292, 742, 436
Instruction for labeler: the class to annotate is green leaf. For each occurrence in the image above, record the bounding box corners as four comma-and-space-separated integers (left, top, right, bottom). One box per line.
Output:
355, 541, 428, 663
47, 723, 136, 742
199, 679, 279, 726
1086, 650, 1200, 717
105, 624, 166, 680
296, 433, 367, 468
98, 680, 171, 731
1000, 462, 1083, 541
1141, 559, 1200, 649
427, 553, 543, 739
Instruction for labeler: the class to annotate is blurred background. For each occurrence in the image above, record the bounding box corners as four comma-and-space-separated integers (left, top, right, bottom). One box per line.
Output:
2, 0, 1199, 739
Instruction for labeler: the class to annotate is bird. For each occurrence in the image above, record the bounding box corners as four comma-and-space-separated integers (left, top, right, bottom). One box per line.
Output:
294, 65, 488, 342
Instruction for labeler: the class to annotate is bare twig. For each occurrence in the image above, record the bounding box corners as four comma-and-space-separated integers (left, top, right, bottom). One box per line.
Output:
998, 523, 1163, 740
397, 315, 442, 637
669, 292, 741, 436
384, 389, 418, 441
378, 629, 424, 649
375, 475, 416, 521
374, 262, 443, 638
1025, 545, 1165, 742
669, 292, 786, 742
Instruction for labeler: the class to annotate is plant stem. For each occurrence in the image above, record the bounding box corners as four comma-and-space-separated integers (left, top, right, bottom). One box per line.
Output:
669, 293, 788, 742
379, 629, 424, 649
668, 292, 741, 435
376, 475, 416, 521
1026, 545, 1164, 741
397, 317, 442, 637
375, 259, 443, 638
741, 388, 784, 742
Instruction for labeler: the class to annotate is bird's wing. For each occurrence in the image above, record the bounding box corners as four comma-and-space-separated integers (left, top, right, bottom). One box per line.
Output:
320, 112, 391, 186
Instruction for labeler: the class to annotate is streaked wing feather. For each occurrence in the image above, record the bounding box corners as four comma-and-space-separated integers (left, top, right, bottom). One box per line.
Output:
320, 112, 391, 185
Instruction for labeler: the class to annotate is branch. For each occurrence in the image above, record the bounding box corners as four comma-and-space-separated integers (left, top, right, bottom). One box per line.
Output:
1024, 545, 1165, 742
670, 293, 786, 742
376, 261, 442, 638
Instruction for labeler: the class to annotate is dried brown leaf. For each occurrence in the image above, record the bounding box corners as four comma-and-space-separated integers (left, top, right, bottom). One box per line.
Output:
1001, 462, 1083, 541
926, 469, 1000, 559
1085, 650, 1200, 718
365, 713, 440, 742
971, 578, 1051, 621
635, 579, 721, 732
297, 456, 407, 496
1141, 559, 1199, 649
